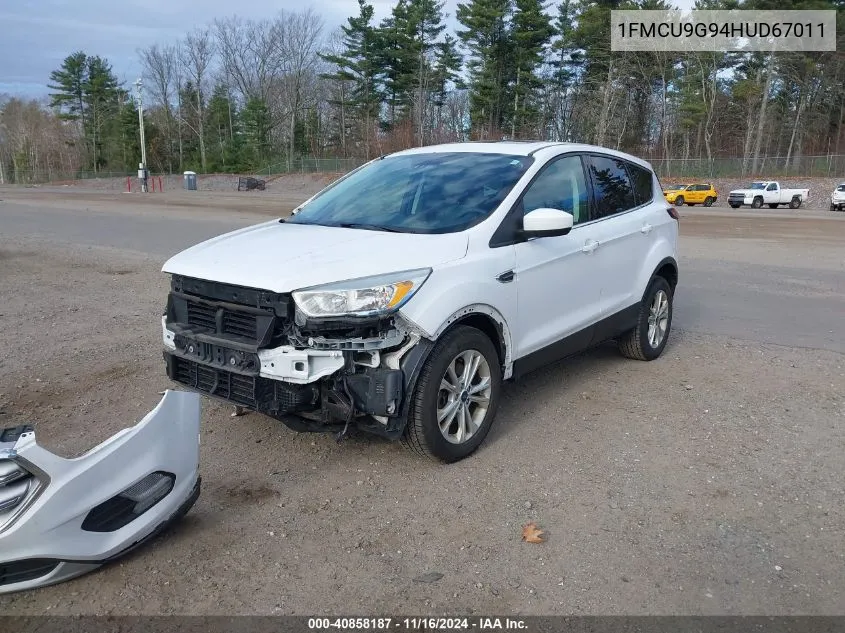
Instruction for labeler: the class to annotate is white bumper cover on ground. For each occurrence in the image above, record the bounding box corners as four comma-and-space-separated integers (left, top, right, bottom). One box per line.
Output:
0, 390, 201, 594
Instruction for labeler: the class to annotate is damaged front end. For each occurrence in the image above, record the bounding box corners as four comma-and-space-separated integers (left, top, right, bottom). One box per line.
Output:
162, 275, 433, 439
0, 390, 201, 594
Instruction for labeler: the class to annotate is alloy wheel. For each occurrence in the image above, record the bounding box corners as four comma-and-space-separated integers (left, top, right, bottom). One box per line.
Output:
647, 290, 670, 348
436, 350, 492, 444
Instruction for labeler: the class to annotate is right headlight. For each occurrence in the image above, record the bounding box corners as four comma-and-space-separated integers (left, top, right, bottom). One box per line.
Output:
293, 268, 432, 319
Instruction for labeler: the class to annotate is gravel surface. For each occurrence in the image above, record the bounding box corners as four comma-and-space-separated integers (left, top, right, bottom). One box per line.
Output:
0, 192, 843, 615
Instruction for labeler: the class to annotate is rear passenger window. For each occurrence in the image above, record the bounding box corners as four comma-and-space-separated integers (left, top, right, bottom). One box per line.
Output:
586, 155, 636, 219
627, 163, 654, 205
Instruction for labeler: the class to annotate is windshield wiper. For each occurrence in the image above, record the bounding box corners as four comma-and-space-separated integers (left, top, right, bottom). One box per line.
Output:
335, 222, 404, 233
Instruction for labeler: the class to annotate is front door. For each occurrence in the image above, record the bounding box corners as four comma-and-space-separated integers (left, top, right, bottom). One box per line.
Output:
512, 154, 603, 369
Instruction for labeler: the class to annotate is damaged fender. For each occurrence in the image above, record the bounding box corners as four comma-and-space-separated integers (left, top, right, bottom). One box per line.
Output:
0, 390, 201, 594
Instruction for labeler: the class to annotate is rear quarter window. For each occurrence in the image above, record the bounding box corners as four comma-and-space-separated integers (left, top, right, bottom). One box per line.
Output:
626, 162, 654, 206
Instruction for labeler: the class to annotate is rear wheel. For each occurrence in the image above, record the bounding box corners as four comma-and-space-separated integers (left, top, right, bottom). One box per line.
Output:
752, 196, 763, 209
618, 277, 673, 362
704, 197, 714, 207
675, 196, 684, 206
402, 326, 502, 463
789, 196, 802, 209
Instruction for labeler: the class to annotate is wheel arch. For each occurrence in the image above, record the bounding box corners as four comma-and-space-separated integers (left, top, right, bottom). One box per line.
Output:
653, 256, 679, 292
430, 304, 514, 380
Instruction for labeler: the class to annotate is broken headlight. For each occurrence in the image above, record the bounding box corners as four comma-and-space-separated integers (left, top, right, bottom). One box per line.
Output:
292, 269, 431, 318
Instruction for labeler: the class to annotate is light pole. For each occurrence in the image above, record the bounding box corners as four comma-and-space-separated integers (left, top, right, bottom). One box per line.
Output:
134, 78, 148, 192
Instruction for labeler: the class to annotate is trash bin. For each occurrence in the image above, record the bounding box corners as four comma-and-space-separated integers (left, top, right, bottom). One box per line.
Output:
183, 171, 197, 191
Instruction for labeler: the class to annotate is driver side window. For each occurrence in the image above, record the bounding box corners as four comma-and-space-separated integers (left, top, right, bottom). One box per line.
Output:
521, 155, 590, 225
767, 183, 777, 191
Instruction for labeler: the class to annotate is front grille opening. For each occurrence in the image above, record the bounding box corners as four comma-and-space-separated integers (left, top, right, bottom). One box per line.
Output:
0, 558, 59, 587
172, 356, 257, 407
186, 301, 216, 329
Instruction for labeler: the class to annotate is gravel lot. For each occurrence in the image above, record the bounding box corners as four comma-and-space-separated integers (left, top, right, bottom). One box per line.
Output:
0, 188, 843, 616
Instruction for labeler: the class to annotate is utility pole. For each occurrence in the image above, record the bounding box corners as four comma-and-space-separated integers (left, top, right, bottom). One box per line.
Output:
134, 78, 148, 192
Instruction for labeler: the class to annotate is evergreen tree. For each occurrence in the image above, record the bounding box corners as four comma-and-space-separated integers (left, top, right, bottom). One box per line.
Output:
319, 0, 382, 157
456, 0, 513, 137
510, 0, 553, 137
48, 52, 121, 171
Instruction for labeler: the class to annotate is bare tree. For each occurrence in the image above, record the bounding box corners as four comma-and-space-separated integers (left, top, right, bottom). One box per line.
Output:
180, 28, 215, 171
277, 9, 324, 166
214, 16, 283, 104
139, 43, 178, 173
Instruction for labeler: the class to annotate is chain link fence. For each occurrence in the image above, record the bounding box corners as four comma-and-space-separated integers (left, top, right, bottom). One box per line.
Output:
259, 157, 364, 177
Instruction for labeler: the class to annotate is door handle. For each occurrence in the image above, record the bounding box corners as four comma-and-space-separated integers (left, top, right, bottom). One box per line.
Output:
640, 223, 653, 234
496, 269, 515, 283
581, 240, 599, 253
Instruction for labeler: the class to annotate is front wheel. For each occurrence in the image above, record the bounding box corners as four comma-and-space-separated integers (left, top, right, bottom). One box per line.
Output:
752, 196, 763, 209
402, 326, 502, 463
618, 277, 673, 361
729, 203, 740, 209
675, 196, 685, 207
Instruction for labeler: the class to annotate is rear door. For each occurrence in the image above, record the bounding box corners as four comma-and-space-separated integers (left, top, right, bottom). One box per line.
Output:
583, 154, 657, 318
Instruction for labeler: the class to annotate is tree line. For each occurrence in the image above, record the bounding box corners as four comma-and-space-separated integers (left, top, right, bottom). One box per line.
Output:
1, 0, 843, 183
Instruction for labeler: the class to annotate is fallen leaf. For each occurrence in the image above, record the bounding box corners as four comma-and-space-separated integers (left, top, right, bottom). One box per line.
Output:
521, 522, 545, 544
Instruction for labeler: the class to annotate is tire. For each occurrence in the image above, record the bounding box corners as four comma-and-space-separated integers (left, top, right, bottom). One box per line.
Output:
704, 197, 714, 207
675, 196, 684, 206
752, 196, 763, 209
401, 325, 502, 463
618, 276, 673, 362
729, 203, 740, 209
768, 203, 778, 209
789, 196, 801, 209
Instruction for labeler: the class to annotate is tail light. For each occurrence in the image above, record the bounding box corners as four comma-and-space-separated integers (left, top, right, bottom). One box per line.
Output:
667, 207, 679, 220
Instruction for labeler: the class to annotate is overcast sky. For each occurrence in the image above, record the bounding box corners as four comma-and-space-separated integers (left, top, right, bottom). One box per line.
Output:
0, 0, 690, 99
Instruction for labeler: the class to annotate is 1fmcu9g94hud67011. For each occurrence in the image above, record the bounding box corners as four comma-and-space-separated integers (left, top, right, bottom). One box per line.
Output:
160, 142, 679, 463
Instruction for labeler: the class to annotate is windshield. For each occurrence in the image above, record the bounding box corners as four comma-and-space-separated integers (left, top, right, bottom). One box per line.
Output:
286, 152, 533, 234
837, 184, 845, 192
749, 182, 766, 190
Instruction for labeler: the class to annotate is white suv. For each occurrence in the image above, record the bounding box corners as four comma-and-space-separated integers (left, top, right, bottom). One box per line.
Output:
161, 142, 679, 462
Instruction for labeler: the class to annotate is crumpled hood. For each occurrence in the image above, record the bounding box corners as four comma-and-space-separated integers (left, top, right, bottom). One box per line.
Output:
162, 220, 469, 292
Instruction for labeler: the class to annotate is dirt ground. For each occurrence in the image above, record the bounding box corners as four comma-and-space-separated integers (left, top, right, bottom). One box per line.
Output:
0, 189, 843, 616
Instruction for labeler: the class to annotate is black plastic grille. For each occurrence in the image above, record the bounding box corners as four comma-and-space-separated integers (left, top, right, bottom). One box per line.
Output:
0, 559, 59, 587
222, 310, 257, 338
184, 300, 259, 339
186, 301, 216, 330
166, 354, 318, 414
172, 356, 257, 406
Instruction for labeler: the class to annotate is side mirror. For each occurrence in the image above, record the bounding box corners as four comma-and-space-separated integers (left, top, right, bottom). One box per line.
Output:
521, 208, 574, 238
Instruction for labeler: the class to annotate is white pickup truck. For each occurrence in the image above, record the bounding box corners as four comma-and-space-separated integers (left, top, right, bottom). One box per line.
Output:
727, 181, 809, 209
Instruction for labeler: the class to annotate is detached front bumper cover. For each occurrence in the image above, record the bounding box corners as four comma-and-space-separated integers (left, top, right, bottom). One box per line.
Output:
0, 390, 201, 594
